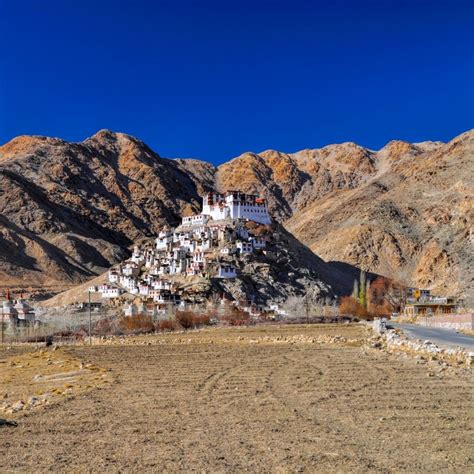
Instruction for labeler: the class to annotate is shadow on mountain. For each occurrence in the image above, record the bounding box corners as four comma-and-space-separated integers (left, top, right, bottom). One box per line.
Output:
277, 225, 378, 297
324, 261, 380, 296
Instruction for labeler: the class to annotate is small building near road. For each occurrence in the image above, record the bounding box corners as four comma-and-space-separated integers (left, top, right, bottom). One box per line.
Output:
403, 295, 461, 316
77, 301, 102, 312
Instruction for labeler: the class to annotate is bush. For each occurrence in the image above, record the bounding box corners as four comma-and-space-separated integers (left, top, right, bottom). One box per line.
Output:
175, 311, 211, 330
175, 311, 194, 330
119, 314, 155, 334
94, 317, 123, 336
94, 318, 112, 336
192, 314, 211, 326
339, 296, 371, 320
221, 307, 250, 326
157, 319, 176, 332
367, 276, 403, 316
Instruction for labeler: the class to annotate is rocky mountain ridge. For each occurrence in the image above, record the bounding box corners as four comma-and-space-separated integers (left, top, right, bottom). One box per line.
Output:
1, 129, 472, 300
217, 131, 473, 300
0, 130, 214, 289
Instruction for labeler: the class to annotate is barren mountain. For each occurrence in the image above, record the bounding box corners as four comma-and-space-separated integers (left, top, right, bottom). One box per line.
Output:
1, 129, 472, 300
216, 143, 378, 220
0, 130, 214, 290
217, 132, 474, 300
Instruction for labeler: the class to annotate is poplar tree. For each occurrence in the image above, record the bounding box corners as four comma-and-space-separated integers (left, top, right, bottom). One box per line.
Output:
352, 279, 359, 300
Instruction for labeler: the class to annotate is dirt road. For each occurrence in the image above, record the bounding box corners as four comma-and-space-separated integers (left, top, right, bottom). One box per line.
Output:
1, 325, 473, 472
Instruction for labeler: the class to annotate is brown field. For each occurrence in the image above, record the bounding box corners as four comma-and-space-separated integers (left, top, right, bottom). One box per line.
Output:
1, 324, 473, 472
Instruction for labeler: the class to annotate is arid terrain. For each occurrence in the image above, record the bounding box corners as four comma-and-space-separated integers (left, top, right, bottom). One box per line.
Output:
1, 325, 473, 472
218, 131, 474, 299
1, 129, 473, 301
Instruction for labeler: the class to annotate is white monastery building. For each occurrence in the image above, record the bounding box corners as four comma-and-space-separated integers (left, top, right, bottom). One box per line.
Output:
182, 191, 271, 226
101, 286, 123, 298
94, 189, 273, 306
181, 214, 210, 227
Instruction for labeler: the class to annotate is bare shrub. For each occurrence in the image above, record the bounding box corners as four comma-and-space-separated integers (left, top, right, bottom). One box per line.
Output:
175, 311, 195, 330
157, 319, 176, 332
94, 317, 123, 336
368, 277, 404, 316
221, 307, 250, 326
119, 315, 155, 334
193, 314, 211, 326
94, 318, 112, 336
175, 311, 211, 330
340, 296, 371, 320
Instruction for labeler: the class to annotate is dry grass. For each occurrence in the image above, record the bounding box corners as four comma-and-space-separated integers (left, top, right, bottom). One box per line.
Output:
0, 324, 473, 472
0, 347, 112, 416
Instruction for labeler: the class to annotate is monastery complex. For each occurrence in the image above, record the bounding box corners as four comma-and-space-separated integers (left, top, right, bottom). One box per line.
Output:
89, 191, 272, 316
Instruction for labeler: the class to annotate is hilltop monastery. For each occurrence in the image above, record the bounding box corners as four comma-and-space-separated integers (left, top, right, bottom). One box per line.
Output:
90, 191, 272, 314
182, 191, 271, 226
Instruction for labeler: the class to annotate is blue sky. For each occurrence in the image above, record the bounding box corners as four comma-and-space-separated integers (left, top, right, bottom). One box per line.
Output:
1, 0, 473, 164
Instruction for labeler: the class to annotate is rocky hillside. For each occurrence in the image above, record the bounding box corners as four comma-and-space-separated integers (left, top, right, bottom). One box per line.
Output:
40, 222, 359, 308
216, 143, 378, 220
0, 130, 214, 289
218, 132, 474, 300
1, 129, 472, 300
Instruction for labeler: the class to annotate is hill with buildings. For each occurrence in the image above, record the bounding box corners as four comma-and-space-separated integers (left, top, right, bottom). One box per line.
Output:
39, 194, 361, 311
41, 215, 353, 311
0, 129, 472, 301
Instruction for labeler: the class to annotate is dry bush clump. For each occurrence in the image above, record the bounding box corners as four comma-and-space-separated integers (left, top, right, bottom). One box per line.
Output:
367, 276, 404, 316
119, 315, 155, 334
192, 314, 211, 326
339, 296, 371, 320
339, 276, 404, 320
175, 311, 194, 330
175, 311, 211, 330
157, 319, 176, 332
95, 318, 113, 335
221, 307, 250, 326
94, 318, 122, 336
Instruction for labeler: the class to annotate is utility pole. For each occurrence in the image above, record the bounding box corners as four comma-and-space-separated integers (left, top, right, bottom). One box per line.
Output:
1, 300, 4, 345
304, 295, 309, 324
88, 290, 92, 346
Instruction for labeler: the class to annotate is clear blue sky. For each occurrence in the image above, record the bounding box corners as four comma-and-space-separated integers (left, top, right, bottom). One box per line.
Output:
1, 0, 473, 164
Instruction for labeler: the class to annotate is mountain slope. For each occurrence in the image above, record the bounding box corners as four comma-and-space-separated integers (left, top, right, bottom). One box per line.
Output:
216, 143, 378, 220
286, 132, 473, 299
0, 130, 214, 288
216, 132, 473, 299
1, 129, 472, 300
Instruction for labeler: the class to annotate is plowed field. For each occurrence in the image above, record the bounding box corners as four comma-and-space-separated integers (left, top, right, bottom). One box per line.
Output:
1, 324, 472, 472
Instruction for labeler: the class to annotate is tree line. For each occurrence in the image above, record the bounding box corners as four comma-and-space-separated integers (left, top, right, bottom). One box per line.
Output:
340, 271, 404, 319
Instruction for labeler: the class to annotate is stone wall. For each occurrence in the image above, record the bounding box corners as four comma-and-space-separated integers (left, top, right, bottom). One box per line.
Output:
372, 317, 387, 334
367, 328, 473, 368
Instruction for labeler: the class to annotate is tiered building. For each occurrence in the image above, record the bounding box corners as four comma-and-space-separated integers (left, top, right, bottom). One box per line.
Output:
91, 191, 271, 315
199, 191, 271, 225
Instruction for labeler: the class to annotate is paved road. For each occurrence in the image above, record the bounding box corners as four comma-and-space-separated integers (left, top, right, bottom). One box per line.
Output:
389, 322, 474, 352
